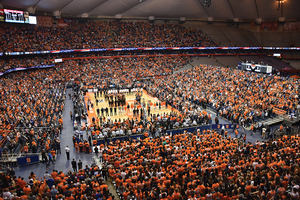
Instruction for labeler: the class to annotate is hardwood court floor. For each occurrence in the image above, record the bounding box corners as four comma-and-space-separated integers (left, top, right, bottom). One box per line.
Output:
84, 90, 174, 126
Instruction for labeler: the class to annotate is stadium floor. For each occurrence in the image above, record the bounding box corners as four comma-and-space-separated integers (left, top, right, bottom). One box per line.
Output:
13, 88, 269, 180
83, 89, 178, 126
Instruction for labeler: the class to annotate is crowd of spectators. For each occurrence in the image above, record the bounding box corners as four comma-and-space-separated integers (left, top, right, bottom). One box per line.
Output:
145, 64, 300, 128
102, 130, 300, 200
1, 130, 300, 199
87, 107, 212, 141
0, 56, 191, 155
0, 55, 53, 73
0, 68, 65, 155
0, 50, 299, 199
62, 56, 191, 90
0, 21, 218, 53
2, 56, 299, 155
0, 50, 194, 73
0, 164, 114, 200
0, 18, 299, 200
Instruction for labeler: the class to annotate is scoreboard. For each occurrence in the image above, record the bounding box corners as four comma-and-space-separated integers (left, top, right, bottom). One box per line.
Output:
4, 9, 25, 23
238, 62, 272, 74
0, 9, 35, 24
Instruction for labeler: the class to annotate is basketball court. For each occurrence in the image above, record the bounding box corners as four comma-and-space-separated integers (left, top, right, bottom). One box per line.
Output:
83, 89, 176, 126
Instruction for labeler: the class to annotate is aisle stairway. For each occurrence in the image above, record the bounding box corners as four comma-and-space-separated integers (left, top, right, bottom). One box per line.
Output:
173, 63, 193, 74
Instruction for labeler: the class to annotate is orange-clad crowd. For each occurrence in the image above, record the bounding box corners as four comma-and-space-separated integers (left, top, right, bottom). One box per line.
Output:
0, 20, 299, 200
0, 21, 218, 53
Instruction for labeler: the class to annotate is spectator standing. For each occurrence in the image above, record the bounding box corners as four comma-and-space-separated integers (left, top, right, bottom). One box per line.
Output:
72, 136, 76, 147
78, 159, 83, 170
102, 165, 108, 181
50, 186, 58, 199
48, 152, 54, 164
65, 146, 70, 160
94, 146, 99, 156
262, 126, 266, 139
80, 130, 84, 140
41, 149, 47, 164
3, 189, 12, 200
50, 149, 56, 161
88, 135, 92, 147
56, 139, 61, 154
71, 159, 77, 172
214, 116, 219, 124
235, 129, 238, 138
47, 177, 55, 189
43, 171, 51, 180
258, 122, 262, 135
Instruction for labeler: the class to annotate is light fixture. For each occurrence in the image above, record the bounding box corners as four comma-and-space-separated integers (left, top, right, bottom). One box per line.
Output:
203, 0, 211, 7
276, 0, 284, 10
53, 10, 61, 17
149, 16, 155, 23
28, 7, 36, 14
279, 17, 285, 22
233, 18, 239, 22
81, 13, 89, 18
256, 18, 262, 24
115, 14, 121, 21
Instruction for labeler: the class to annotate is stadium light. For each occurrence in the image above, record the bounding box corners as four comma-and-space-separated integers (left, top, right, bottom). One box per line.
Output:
276, 0, 285, 19
203, 0, 211, 7
256, 18, 262, 24
233, 18, 239, 23
28, 7, 36, 14
180, 17, 186, 24
279, 17, 285, 22
149, 16, 155, 23
81, 13, 89, 18
276, 0, 284, 10
53, 10, 61, 17
115, 14, 121, 21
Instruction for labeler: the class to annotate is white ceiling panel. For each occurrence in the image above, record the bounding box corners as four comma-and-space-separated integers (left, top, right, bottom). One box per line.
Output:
60, 0, 102, 15
122, 0, 206, 19
1, 0, 39, 9
205, 0, 234, 20
256, 0, 282, 20
229, 0, 257, 20
0, 0, 299, 21
89, 0, 139, 17
35, 0, 70, 12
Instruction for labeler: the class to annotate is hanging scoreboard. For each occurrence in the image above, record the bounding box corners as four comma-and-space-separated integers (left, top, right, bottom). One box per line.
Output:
239, 62, 272, 74
1, 9, 36, 24
4, 9, 25, 23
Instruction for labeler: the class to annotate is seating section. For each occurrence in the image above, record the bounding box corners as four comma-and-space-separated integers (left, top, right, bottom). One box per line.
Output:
0, 55, 52, 73
0, 21, 218, 52
105, 131, 300, 200
0, 20, 299, 200
2, 130, 300, 199
0, 56, 192, 155
0, 166, 115, 200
